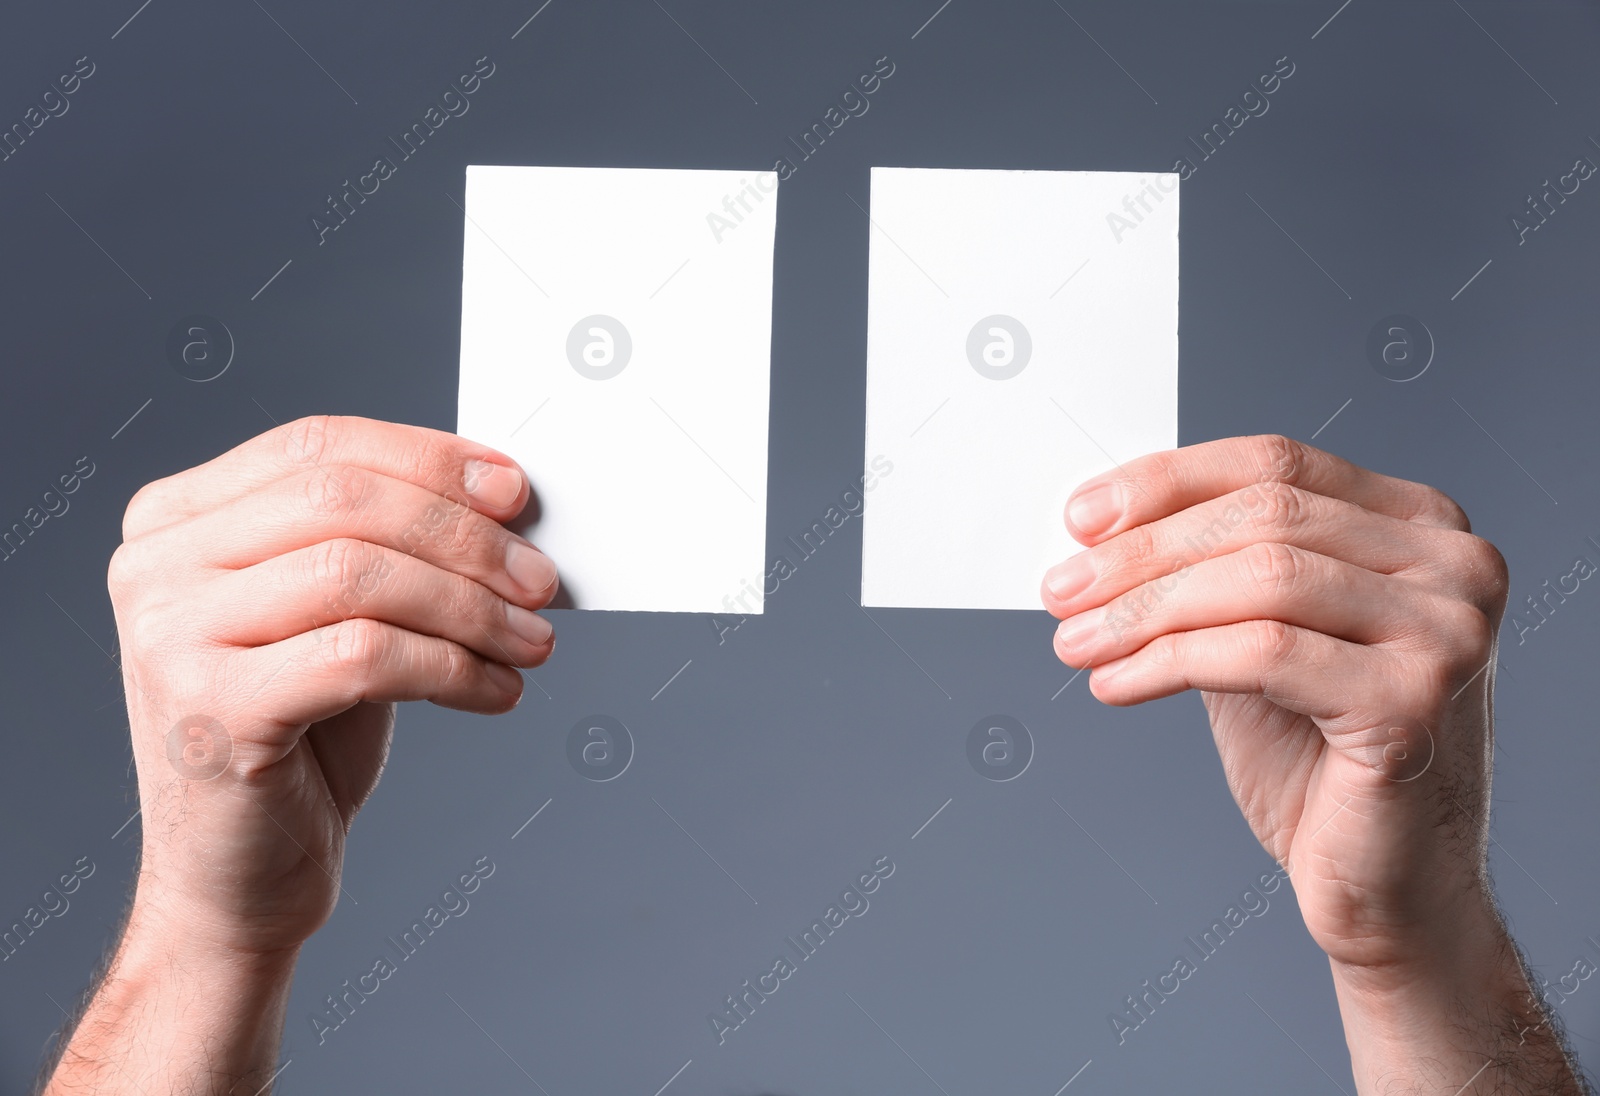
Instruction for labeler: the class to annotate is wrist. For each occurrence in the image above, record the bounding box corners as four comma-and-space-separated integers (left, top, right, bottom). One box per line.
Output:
1326, 894, 1567, 1093
1329, 885, 1521, 1046
1326, 883, 1507, 997
44, 885, 300, 1095
122, 889, 305, 972
126, 870, 309, 970
134, 823, 339, 956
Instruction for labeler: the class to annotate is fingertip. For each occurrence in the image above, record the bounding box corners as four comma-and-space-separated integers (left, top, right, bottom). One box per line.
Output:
1052, 630, 1088, 670
503, 456, 533, 510
534, 630, 555, 665
1040, 575, 1065, 618
1065, 481, 1124, 543
1087, 657, 1134, 705
463, 459, 526, 515
521, 635, 555, 669
1042, 554, 1095, 616
484, 661, 525, 708
505, 539, 559, 607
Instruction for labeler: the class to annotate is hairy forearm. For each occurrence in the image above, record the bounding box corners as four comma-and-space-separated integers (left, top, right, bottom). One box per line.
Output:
40, 893, 298, 1096
1331, 901, 1589, 1095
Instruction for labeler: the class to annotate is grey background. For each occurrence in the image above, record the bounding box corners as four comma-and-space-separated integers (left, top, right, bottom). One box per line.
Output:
2, 0, 1599, 1091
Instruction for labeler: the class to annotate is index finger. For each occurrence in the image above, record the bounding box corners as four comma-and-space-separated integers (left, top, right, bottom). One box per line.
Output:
123, 415, 529, 540
1063, 434, 1470, 545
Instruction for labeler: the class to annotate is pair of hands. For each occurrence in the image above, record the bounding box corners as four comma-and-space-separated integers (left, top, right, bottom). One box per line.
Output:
110, 417, 1502, 977
90, 415, 1578, 1095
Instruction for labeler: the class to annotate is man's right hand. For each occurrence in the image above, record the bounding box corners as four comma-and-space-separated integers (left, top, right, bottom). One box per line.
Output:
108, 415, 557, 958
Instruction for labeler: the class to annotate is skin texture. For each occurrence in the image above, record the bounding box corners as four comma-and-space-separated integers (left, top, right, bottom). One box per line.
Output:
1042, 433, 1586, 1094
38, 423, 1587, 1093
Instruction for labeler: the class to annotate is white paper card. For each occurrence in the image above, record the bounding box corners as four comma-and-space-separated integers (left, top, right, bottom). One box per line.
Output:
861, 167, 1179, 610
458, 165, 777, 612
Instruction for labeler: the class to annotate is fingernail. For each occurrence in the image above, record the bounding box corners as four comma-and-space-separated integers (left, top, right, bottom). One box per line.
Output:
1055, 605, 1107, 651
506, 540, 558, 599
464, 459, 522, 510
1068, 482, 1123, 537
1045, 553, 1096, 603
486, 661, 523, 694
506, 603, 554, 647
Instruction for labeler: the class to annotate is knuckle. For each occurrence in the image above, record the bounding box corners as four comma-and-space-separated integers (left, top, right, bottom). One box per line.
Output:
328, 617, 387, 679
1128, 449, 1187, 511
1137, 449, 1179, 493
1440, 600, 1496, 675
1142, 631, 1179, 674
1250, 618, 1298, 675
1241, 540, 1304, 596
106, 541, 141, 598
1250, 480, 1307, 537
1253, 434, 1304, 487
309, 538, 373, 613
303, 465, 370, 520
124, 602, 173, 657
283, 415, 336, 468
439, 578, 487, 632
438, 641, 476, 693
1460, 535, 1510, 605
121, 480, 172, 540
1416, 485, 1471, 532
411, 431, 465, 502
438, 504, 491, 563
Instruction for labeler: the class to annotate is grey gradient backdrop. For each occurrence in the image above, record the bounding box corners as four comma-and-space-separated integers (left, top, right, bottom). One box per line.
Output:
2, 0, 1599, 1091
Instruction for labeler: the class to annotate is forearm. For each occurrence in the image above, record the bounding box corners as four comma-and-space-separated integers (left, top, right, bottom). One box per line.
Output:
1330, 900, 1588, 1095
42, 893, 298, 1096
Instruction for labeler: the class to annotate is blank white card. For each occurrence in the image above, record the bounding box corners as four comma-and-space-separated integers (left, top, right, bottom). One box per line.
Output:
457, 165, 777, 613
861, 168, 1179, 610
